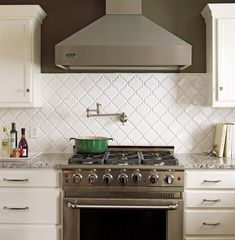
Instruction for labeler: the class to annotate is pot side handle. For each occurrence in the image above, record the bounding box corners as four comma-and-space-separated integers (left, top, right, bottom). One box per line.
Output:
108, 138, 113, 141
69, 138, 75, 141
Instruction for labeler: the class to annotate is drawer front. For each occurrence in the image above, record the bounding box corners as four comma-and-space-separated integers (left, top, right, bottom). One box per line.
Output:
185, 238, 235, 240
0, 189, 60, 224
0, 169, 61, 187
184, 190, 235, 208
0, 224, 60, 240
185, 170, 235, 189
185, 210, 235, 235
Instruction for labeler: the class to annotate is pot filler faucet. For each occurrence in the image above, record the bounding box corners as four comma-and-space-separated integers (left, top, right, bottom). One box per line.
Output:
87, 103, 128, 125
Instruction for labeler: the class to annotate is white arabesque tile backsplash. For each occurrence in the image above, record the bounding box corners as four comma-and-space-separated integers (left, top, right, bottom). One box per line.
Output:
1, 73, 235, 153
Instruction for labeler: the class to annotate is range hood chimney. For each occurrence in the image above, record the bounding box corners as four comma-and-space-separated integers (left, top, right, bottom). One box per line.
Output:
55, 0, 192, 71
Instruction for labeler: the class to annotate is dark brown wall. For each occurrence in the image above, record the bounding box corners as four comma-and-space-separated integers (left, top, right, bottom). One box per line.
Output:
0, 0, 235, 73
142, 0, 235, 72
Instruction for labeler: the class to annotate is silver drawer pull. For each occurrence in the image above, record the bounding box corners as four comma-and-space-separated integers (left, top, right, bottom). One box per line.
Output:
203, 180, 221, 183
3, 206, 29, 211
203, 199, 221, 203
203, 222, 220, 226
3, 178, 29, 182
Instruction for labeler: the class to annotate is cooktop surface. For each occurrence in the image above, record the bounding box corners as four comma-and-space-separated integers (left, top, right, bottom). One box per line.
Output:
68, 146, 178, 166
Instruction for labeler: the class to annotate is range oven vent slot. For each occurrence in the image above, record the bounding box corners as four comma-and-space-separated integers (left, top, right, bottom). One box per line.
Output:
65, 191, 181, 199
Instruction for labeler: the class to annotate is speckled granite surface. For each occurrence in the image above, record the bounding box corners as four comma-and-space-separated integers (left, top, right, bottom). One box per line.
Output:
0, 153, 72, 169
0, 152, 235, 169
176, 153, 235, 169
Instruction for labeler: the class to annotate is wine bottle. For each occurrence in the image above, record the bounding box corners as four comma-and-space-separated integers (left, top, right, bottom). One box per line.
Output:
1, 127, 9, 157
18, 128, 28, 158
10, 123, 17, 154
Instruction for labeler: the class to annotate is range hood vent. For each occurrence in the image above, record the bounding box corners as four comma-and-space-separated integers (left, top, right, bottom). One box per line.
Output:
55, 0, 192, 71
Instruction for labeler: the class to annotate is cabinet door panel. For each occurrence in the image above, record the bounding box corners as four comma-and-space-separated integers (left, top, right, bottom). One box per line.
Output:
185, 238, 235, 240
0, 169, 60, 187
185, 210, 235, 235
185, 170, 235, 189
0, 189, 60, 224
0, 20, 31, 103
0, 225, 60, 240
185, 190, 235, 208
217, 19, 235, 102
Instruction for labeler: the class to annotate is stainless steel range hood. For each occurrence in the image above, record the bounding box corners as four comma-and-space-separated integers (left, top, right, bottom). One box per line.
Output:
55, 0, 192, 71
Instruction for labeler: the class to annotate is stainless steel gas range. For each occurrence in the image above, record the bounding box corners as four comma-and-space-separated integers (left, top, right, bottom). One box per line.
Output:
62, 146, 184, 240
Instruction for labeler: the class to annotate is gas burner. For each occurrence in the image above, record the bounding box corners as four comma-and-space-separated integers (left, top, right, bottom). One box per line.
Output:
69, 152, 106, 165
104, 151, 140, 165
141, 151, 178, 166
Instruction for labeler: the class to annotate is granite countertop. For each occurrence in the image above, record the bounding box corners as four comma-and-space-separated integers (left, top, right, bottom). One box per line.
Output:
177, 153, 235, 169
0, 153, 72, 169
1, 152, 235, 169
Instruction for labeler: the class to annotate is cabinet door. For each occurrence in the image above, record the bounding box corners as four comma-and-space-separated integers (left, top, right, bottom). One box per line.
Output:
185, 170, 235, 189
0, 169, 61, 187
185, 210, 235, 235
217, 19, 235, 102
0, 188, 60, 224
0, 19, 31, 103
0, 225, 60, 240
184, 190, 235, 208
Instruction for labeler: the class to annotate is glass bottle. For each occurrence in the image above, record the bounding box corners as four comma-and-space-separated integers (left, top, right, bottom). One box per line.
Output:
1, 127, 9, 157
10, 123, 17, 155
18, 128, 28, 157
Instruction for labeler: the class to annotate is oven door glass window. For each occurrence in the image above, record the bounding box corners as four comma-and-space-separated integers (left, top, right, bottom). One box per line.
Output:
80, 209, 166, 240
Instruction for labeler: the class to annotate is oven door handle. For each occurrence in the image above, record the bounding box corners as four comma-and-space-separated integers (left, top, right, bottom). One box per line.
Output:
67, 202, 179, 210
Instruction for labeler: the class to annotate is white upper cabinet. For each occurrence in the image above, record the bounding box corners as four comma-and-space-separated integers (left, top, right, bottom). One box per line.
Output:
0, 5, 46, 108
202, 4, 235, 107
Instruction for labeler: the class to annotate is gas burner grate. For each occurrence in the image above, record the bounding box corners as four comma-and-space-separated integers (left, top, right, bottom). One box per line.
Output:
68, 152, 106, 165
104, 151, 141, 165
68, 148, 178, 166
141, 151, 178, 166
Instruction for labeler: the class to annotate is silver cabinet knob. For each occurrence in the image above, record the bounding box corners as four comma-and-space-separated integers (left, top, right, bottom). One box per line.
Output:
26, 88, 30, 93
219, 87, 223, 91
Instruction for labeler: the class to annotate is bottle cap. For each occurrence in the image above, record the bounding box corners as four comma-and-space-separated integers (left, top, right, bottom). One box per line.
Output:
21, 128, 25, 135
12, 123, 16, 130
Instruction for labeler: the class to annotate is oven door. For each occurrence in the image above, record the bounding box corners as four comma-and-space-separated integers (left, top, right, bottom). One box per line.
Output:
63, 198, 183, 240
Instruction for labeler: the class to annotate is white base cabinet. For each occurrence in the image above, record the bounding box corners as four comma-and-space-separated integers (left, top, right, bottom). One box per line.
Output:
184, 169, 235, 240
0, 5, 46, 108
202, 4, 235, 107
0, 169, 61, 240
0, 225, 60, 240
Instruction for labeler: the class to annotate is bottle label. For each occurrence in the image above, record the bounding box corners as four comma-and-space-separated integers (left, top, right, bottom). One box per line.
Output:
2, 140, 8, 147
10, 133, 16, 150
20, 149, 27, 157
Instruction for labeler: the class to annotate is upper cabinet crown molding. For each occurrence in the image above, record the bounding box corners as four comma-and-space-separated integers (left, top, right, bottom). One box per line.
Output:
202, 4, 235, 107
202, 4, 235, 19
0, 5, 46, 108
0, 5, 46, 22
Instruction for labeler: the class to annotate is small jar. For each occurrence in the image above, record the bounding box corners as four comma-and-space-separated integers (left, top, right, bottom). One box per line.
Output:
12, 148, 20, 158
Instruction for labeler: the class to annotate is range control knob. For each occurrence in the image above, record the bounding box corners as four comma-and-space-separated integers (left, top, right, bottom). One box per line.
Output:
73, 173, 82, 184
118, 174, 128, 185
103, 173, 113, 184
132, 172, 142, 183
149, 174, 159, 184
88, 173, 98, 184
165, 175, 175, 184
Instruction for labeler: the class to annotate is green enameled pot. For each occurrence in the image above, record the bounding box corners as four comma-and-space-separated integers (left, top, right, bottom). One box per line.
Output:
70, 136, 113, 153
